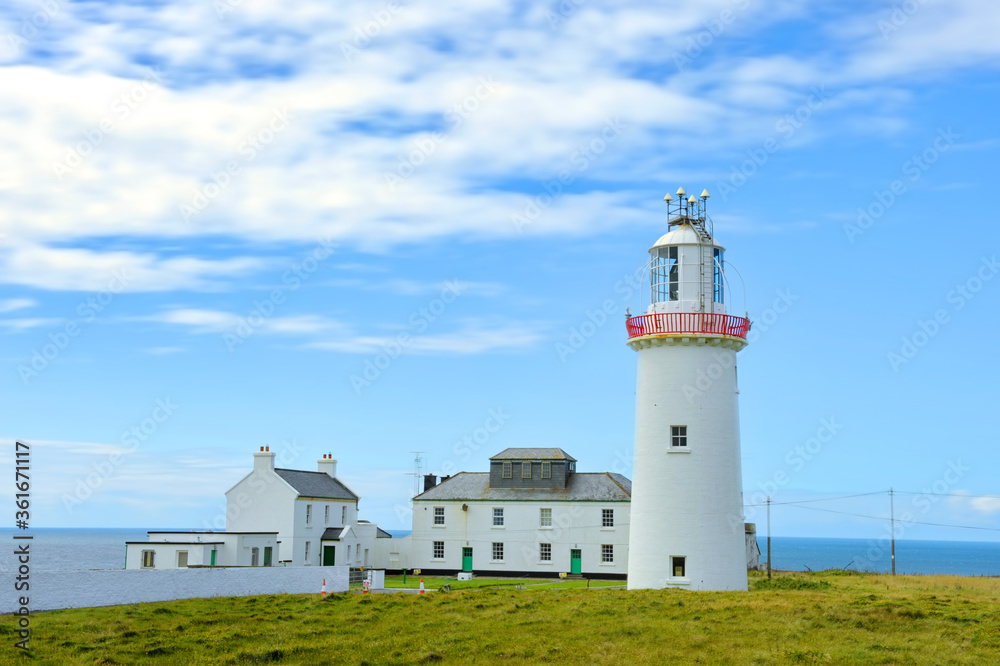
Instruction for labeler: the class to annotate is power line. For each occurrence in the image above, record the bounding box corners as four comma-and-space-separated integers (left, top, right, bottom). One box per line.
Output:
894, 490, 1000, 500
744, 491, 884, 508
785, 503, 1000, 532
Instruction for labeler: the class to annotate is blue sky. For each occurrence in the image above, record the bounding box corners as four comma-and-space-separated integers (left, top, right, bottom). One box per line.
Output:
1, 0, 998, 544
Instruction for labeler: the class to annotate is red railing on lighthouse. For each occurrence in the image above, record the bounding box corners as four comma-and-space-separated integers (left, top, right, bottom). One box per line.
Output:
626, 312, 750, 341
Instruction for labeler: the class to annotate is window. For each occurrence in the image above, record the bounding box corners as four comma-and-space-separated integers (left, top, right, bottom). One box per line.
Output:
434, 507, 445, 525
347, 545, 351, 561
602, 508, 614, 528
141, 550, 155, 568
492, 542, 504, 561
522, 462, 532, 478
325, 505, 330, 525
602, 544, 614, 563
539, 508, 552, 527
305, 504, 313, 525
714, 248, 725, 304
671, 425, 688, 448
493, 508, 504, 526
672, 556, 686, 577
541, 462, 551, 479
342, 506, 346, 524
304, 541, 311, 563
569, 462, 576, 473
652, 246, 679, 303
540, 543, 551, 561
176, 551, 188, 568
251, 547, 260, 567
433, 541, 444, 559
502, 462, 512, 478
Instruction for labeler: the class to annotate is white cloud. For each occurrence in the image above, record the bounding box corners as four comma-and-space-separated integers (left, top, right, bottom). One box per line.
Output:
0, 297, 35, 312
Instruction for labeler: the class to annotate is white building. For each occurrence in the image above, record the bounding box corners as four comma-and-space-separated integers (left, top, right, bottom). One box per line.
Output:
409, 448, 631, 578
226, 447, 390, 567
126, 448, 393, 570
626, 188, 751, 591
125, 531, 278, 570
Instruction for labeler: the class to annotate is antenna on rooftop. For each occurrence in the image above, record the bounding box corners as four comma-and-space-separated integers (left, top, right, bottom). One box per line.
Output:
405, 451, 425, 497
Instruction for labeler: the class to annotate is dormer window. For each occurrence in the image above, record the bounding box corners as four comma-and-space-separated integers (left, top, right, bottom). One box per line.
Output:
521, 462, 531, 479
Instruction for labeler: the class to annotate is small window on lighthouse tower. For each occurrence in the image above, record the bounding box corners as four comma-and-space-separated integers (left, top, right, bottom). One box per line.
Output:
671, 426, 688, 447
671, 556, 686, 578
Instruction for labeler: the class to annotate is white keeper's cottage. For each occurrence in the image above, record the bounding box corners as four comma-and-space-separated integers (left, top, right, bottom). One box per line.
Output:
408, 448, 631, 578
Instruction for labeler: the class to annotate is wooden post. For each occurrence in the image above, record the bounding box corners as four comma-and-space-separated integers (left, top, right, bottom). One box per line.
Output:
767, 496, 772, 580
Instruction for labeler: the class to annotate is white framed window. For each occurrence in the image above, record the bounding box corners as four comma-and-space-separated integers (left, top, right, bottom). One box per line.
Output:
521, 462, 531, 479
492, 542, 504, 561
304, 541, 311, 563
671, 426, 688, 448
539, 508, 552, 528
347, 545, 351, 561
671, 556, 686, 577
602, 508, 614, 528
141, 550, 155, 568
305, 504, 313, 525
602, 544, 614, 563
434, 507, 445, 525
251, 547, 259, 567
342, 506, 346, 524
433, 541, 444, 559
176, 551, 188, 568
502, 462, 512, 478
539, 543, 551, 562
493, 507, 504, 527
325, 505, 330, 525
541, 462, 551, 479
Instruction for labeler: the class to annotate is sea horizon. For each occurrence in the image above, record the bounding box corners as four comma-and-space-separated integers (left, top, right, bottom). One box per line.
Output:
2, 528, 998, 577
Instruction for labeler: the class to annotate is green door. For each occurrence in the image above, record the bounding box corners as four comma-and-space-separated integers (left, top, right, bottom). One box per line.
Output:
210, 550, 217, 567
570, 549, 582, 574
323, 546, 336, 566
462, 547, 473, 571
263, 547, 272, 567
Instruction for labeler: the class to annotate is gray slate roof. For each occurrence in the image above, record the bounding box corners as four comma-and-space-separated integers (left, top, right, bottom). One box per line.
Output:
414, 472, 631, 502
275, 468, 359, 500
490, 447, 577, 462
321, 527, 346, 540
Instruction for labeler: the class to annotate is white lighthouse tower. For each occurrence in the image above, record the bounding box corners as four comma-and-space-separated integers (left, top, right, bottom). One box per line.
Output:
626, 188, 750, 591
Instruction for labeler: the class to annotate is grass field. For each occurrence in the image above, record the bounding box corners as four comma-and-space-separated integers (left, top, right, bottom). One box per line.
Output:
4, 570, 999, 664
380, 575, 623, 590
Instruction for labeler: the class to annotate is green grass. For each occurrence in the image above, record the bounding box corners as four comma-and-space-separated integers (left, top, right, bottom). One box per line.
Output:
4, 571, 1000, 664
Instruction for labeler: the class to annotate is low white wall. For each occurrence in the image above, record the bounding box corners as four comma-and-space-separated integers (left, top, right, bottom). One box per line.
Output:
4, 565, 349, 613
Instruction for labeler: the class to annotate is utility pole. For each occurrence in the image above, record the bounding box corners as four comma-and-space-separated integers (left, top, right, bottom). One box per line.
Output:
890, 487, 896, 576
767, 496, 772, 580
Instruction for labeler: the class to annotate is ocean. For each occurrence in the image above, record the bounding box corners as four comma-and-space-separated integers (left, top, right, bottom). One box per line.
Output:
2, 529, 997, 576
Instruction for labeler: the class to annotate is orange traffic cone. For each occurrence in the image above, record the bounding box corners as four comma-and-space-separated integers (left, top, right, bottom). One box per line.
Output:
321, 578, 327, 597
418, 578, 425, 595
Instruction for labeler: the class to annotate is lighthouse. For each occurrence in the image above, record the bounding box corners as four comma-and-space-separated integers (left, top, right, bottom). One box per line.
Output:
626, 188, 750, 591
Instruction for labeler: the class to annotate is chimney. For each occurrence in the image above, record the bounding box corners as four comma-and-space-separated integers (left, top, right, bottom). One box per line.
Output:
254, 446, 274, 474
318, 453, 337, 478
423, 474, 438, 492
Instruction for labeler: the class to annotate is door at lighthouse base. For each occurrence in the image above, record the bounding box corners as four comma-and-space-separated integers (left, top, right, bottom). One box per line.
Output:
570, 549, 582, 574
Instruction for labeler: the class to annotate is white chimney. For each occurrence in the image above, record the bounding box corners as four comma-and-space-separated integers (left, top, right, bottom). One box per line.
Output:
318, 453, 337, 478
254, 446, 275, 474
